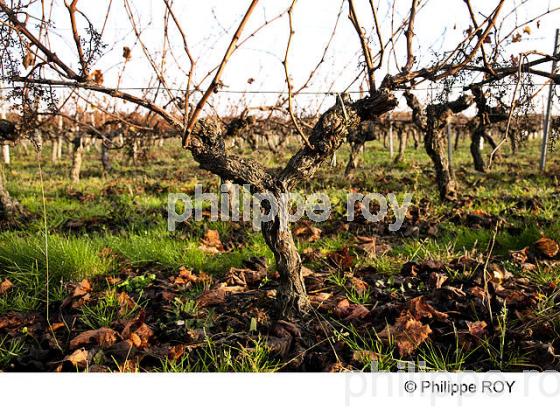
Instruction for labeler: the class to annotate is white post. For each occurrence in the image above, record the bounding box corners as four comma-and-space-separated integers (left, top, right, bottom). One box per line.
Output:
540, 28, 560, 172
57, 116, 63, 160
447, 119, 453, 170
51, 138, 58, 163
2, 145, 10, 165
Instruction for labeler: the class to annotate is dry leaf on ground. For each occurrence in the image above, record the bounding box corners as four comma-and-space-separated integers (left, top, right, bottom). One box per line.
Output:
408, 296, 448, 321
69, 327, 119, 349
379, 312, 432, 357
0, 279, 13, 295
199, 229, 225, 253
466, 321, 487, 338
64, 348, 91, 369
533, 237, 559, 258
293, 222, 322, 242
196, 284, 246, 308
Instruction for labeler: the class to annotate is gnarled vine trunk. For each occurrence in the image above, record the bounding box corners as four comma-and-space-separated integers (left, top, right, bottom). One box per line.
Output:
394, 127, 407, 164
189, 89, 398, 317
261, 197, 310, 315
425, 119, 456, 200
405, 91, 473, 201
470, 86, 508, 172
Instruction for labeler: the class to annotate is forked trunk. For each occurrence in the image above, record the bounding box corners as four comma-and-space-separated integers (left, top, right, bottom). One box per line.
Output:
405, 91, 472, 202
189, 89, 398, 319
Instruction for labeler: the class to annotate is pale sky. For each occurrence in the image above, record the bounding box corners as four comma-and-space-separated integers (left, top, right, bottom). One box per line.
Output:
11, 0, 560, 115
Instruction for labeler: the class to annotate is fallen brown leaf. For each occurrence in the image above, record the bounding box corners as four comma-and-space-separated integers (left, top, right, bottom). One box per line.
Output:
293, 221, 321, 242
345, 304, 369, 320
356, 236, 376, 256
352, 350, 379, 365
308, 292, 332, 306
73, 279, 92, 298
333, 298, 369, 320
356, 236, 392, 257
168, 344, 186, 360
379, 312, 432, 357
199, 229, 225, 253
328, 247, 354, 270
62, 278, 93, 309
69, 327, 119, 350
485, 263, 513, 284
172, 266, 199, 285
266, 321, 302, 357
129, 323, 153, 349
0, 278, 13, 295
64, 348, 91, 369
122, 317, 154, 350
534, 237, 559, 258
196, 284, 245, 308
466, 321, 487, 338
117, 292, 136, 315
511, 247, 529, 264
225, 267, 264, 287
49, 322, 65, 332
408, 296, 448, 321
349, 277, 369, 294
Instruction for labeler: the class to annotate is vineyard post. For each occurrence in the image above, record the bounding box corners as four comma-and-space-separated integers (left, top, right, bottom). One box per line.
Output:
389, 112, 394, 158
57, 115, 63, 160
447, 118, 453, 170
0, 86, 7, 165
1, 111, 8, 165
539, 28, 560, 172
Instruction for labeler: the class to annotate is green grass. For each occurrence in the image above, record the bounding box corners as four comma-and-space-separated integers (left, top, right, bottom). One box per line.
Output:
159, 337, 281, 372
0, 335, 25, 369
0, 232, 113, 281
0, 135, 558, 372
79, 288, 141, 329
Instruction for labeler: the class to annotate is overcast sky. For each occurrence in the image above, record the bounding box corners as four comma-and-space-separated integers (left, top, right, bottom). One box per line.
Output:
11, 0, 560, 115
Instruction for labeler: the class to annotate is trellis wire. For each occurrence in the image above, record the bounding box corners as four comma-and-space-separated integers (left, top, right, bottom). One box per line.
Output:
0, 83, 555, 95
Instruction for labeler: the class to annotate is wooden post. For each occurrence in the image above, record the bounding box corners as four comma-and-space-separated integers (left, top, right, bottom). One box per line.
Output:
540, 28, 560, 172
